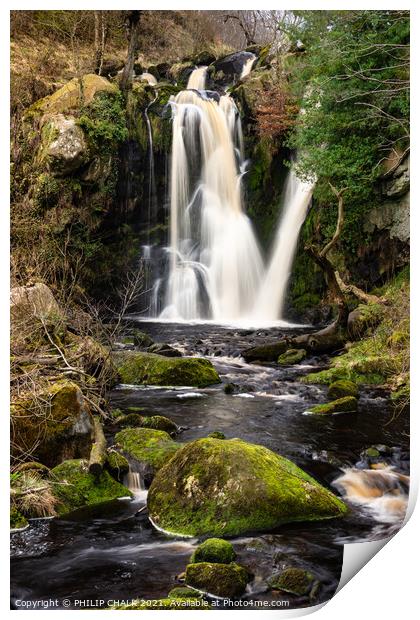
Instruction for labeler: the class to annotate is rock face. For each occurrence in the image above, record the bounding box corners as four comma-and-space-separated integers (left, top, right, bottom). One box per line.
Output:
11, 380, 93, 467
115, 427, 181, 477
147, 438, 348, 537
114, 351, 220, 387
44, 114, 88, 174
185, 562, 250, 598
50, 459, 131, 516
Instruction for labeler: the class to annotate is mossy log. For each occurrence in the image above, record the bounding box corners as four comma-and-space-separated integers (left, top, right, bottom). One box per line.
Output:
88, 417, 107, 476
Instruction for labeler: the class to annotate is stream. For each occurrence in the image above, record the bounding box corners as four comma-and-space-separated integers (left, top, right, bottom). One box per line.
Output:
10, 321, 410, 610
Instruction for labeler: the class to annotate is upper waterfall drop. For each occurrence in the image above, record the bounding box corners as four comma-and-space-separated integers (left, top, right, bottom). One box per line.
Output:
159, 66, 265, 321
186, 66, 208, 90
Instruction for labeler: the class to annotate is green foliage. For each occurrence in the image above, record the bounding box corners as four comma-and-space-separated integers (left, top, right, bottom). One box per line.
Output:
78, 92, 128, 153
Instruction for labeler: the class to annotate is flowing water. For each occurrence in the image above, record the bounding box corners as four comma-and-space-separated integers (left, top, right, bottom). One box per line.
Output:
10, 322, 409, 610
150, 65, 313, 323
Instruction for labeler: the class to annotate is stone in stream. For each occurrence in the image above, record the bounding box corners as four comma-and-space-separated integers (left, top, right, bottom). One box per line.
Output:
105, 449, 130, 481
308, 396, 358, 415
147, 342, 183, 357
242, 340, 288, 362
114, 351, 220, 387
115, 427, 182, 477
50, 459, 131, 517
277, 348, 307, 366
147, 438, 348, 537
327, 380, 359, 400
167, 587, 202, 599
190, 538, 236, 564
270, 567, 315, 596
117, 413, 178, 435
185, 562, 251, 598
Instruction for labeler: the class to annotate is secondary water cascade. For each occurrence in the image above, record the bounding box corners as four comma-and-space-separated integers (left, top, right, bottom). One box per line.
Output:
151, 65, 314, 323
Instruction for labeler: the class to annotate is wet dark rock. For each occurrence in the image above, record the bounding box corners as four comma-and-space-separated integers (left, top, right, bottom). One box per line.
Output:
147, 343, 182, 357
242, 340, 288, 362
270, 567, 315, 596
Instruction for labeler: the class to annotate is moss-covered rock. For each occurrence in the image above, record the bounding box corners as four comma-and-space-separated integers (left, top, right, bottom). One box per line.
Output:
116, 413, 145, 428
115, 427, 181, 475
140, 415, 178, 435
242, 340, 288, 362
50, 459, 131, 516
11, 380, 93, 467
111, 598, 209, 610
132, 330, 154, 348
347, 303, 384, 340
167, 587, 202, 600
327, 380, 359, 400
147, 342, 182, 357
270, 567, 315, 596
114, 351, 220, 387
185, 562, 250, 598
10, 506, 29, 530
14, 462, 50, 477
27, 74, 118, 117
106, 449, 129, 481
277, 349, 306, 366
308, 396, 358, 415
148, 438, 347, 537
191, 538, 236, 564
207, 431, 226, 439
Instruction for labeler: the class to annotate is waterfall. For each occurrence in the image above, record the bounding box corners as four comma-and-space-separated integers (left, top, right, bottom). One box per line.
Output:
146, 61, 314, 324
159, 66, 264, 321
252, 167, 314, 321
140, 72, 157, 85
144, 94, 158, 238
125, 463, 148, 501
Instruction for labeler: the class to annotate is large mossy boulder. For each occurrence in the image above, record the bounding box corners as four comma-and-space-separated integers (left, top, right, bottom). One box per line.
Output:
148, 438, 348, 537
50, 459, 131, 516
242, 340, 288, 363
190, 538, 236, 564
308, 396, 358, 415
11, 380, 93, 467
328, 380, 359, 400
115, 427, 181, 476
42, 114, 88, 175
277, 349, 306, 366
114, 351, 220, 387
185, 562, 250, 598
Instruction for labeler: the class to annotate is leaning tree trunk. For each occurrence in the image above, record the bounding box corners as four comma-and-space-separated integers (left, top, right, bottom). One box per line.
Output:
120, 10, 141, 92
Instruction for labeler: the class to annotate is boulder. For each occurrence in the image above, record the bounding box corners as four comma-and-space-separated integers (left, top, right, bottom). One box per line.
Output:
147, 343, 182, 357
190, 538, 236, 564
185, 562, 250, 598
50, 459, 131, 516
10, 282, 63, 326
114, 351, 220, 387
132, 330, 154, 348
148, 438, 348, 537
115, 427, 181, 477
270, 567, 315, 596
11, 380, 93, 467
28, 74, 117, 116
308, 396, 358, 415
242, 340, 288, 362
347, 303, 384, 340
43, 114, 88, 174
277, 349, 306, 366
106, 449, 129, 481
327, 380, 358, 400
140, 415, 178, 435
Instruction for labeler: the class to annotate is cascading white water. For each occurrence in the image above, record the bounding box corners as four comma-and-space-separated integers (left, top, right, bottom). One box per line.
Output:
140, 72, 158, 86
240, 54, 256, 79
160, 66, 264, 321
150, 63, 314, 324
252, 167, 314, 321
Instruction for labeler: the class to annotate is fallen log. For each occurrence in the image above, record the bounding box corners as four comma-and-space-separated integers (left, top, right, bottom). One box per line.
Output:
88, 417, 107, 477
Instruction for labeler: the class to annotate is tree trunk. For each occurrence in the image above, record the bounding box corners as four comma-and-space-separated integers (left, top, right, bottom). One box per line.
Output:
88, 417, 107, 477
120, 10, 141, 92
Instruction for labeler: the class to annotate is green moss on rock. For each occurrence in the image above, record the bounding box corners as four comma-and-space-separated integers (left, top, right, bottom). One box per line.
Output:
148, 438, 347, 537
185, 562, 250, 598
308, 396, 358, 415
242, 341, 288, 362
277, 349, 306, 366
207, 431, 226, 439
167, 587, 202, 600
328, 380, 358, 400
114, 351, 220, 387
50, 459, 131, 516
270, 567, 315, 595
106, 450, 129, 480
191, 538, 236, 564
140, 415, 178, 435
10, 506, 28, 530
115, 427, 181, 473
